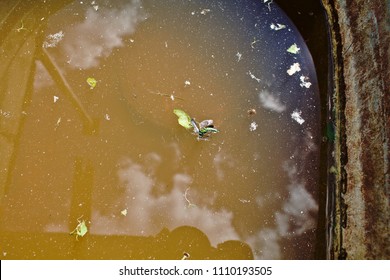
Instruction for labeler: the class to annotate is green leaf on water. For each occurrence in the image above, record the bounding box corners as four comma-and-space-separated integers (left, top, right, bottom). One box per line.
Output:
87, 77, 97, 89
287, 43, 300, 54
173, 109, 193, 129
78, 221, 88, 236
70, 217, 88, 240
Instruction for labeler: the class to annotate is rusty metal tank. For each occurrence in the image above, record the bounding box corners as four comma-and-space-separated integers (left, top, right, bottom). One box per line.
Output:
277, 0, 389, 259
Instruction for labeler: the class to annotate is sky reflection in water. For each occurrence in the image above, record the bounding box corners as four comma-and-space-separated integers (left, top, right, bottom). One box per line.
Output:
2, 0, 320, 259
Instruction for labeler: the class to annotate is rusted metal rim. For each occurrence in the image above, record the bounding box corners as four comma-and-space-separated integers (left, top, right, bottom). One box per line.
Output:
322, 0, 390, 259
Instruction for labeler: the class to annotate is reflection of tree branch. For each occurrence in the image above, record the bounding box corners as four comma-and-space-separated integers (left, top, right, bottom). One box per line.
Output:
38, 47, 96, 133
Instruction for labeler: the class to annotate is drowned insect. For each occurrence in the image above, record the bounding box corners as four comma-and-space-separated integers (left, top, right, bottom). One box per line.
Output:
191, 119, 219, 138
69, 216, 88, 240
173, 109, 219, 140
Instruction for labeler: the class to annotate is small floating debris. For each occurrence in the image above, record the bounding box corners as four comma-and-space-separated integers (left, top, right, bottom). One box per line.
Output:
270, 23, 286, 31
264, 0, 273, 11
86, 77, 97, 89
287, 43, 300, 54
104, 113, 111, 121
91, 0, 99, 11
250, 38, 259, 49
291, 109, 305, 125
0, 109, 11, 118
54, 117, 61, 130
120, 209, 128, 216
200, 9, 211, 15
184, 188, 196, 208
70, 216, 88, 240
248, 71, 261, 83
249, 121, 258, 132
247, 108, 257, 116
173, 109, 219, 140
299, 75, 312, 88
236, 52, 242, 62
287, 63, 301, 76
184, 80, 191, 87
181, 252, 190, 260
53, 96, 59, 103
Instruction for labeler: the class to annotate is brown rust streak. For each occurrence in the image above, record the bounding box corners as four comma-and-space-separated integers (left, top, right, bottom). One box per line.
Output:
341, 0, 390, 259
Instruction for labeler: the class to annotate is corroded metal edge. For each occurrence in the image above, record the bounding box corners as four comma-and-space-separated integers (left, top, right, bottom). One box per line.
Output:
323, 0, 390, 259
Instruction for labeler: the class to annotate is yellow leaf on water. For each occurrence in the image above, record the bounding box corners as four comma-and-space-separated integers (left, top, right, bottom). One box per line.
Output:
173, 109, 193, 129
121, 209, 128, 216
87, 77, 97, 89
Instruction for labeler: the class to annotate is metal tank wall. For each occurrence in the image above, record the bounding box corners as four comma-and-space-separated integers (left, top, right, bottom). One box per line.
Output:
322, 0, 389, 259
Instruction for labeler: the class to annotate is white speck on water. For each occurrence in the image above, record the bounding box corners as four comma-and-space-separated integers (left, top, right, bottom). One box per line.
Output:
248, 71, 261, 83
184, 80, 191, 87
105, 114, 111, 121
0, 109, 11, 118
236, 52, 242, 62
249, 121, 258, 131
270, 23, 286, 30
291, 110, 305, 125
200, 9, 211, 15
91, 1, 99, 11
54, 117, 61, 130
54, 96, 59, 103
299, 75, 312, 88
287, 63, 301, 75
264, 0, 273, 11
120, 209, 128, 216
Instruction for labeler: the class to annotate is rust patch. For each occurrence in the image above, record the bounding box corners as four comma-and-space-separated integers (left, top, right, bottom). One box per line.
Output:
331, 0, 390, 259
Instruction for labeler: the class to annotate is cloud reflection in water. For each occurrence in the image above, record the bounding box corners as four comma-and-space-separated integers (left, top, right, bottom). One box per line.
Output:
61, 0, 146, 69
91, 156, 240, 247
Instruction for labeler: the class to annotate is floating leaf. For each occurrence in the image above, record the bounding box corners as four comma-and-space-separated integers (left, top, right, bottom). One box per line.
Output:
70, 217, 88, 240
121, 209, 128, 216
173, 109, 193, 129
86, 77, 97, 89
287, 43, 300, 54
77, 221, 88, 236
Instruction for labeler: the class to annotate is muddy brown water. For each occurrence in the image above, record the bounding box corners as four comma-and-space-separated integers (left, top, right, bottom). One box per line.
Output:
0, 0, 321, 259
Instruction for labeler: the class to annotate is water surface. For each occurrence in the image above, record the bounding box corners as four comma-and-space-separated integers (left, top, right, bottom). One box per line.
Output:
0, 0, 320, 259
